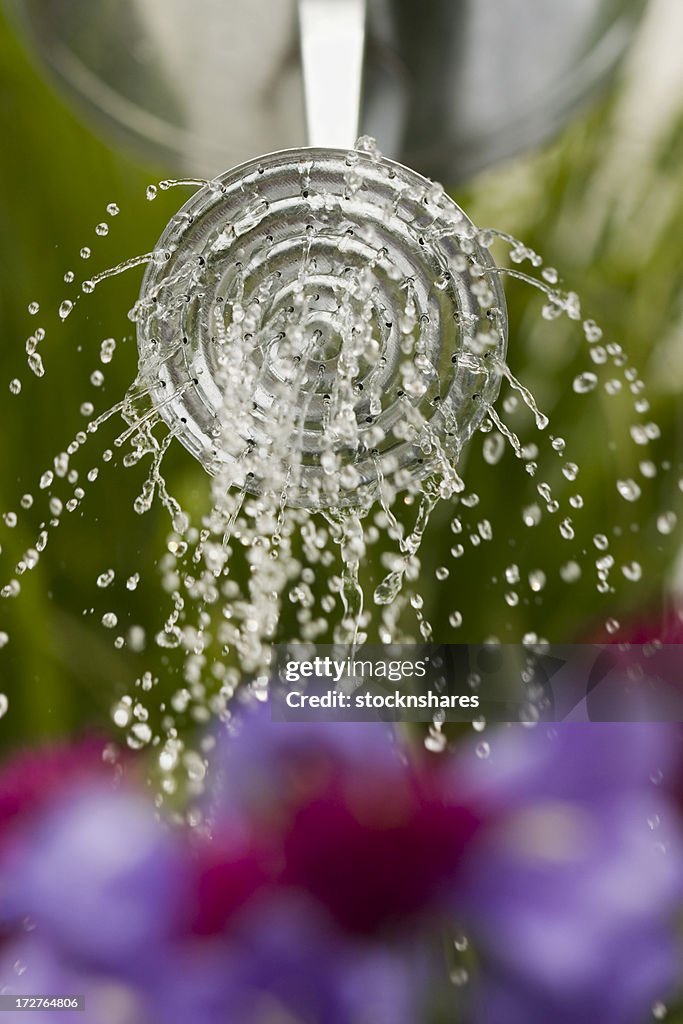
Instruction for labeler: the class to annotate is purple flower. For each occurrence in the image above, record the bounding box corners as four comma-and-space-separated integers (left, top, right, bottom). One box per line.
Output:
0, 938, 149, 1024
453, 724, 683, 1024
205, 712, 683, 1021
203, 708, 409, 830
0, 713, 681, 1024
0, 737, 122, 850
161, 894, 426, 1024
2, 786, 191, 976
204, 705, 482, 935
0, 725, 434, 1024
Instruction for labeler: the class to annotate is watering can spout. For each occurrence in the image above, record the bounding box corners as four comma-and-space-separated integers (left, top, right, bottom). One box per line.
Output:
298, 0, 367, 150
7, 0, 645, 180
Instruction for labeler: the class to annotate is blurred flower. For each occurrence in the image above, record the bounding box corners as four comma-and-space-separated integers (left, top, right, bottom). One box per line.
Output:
204, 712, 683, 1020
4, 788, 190, 973
454, 723, 683, 1023
0, 737, 120, 847
0, 713, 680, 1023
165, 894, 426, 1024
204, 709, 481, 935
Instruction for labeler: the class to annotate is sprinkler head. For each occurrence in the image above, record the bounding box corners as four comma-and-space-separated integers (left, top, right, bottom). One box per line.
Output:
136, 145, 507, 510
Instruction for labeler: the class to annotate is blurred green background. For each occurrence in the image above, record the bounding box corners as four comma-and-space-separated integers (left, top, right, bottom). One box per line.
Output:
1, 0, 683, 752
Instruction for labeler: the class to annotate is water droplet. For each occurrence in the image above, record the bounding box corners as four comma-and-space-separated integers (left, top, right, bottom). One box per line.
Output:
156, 629, 181, 649
146, 185, 158, 201
424, 731, 447, 753
449, 967, 469, 987
0, 694, 8, 718
27, 301, 39, 315
522, 504, 541, 527
616, 478, 641, 502
100, 338, 117, 364
582, 319, 603, 342
80, 246, 91, 260
656, 512, 677, 535
28, 352, 44, 377
59, 300, 74, 321
184, 751, 207, 781
529, 569, 546, 593
478, 520, 493, 541
128, 722, 152, 748
559, 518, 574, 540
9, 378, 22, 395
475, 740, 490, 759
95, 222, 109, 237
482, 432, 505, 465
97, 570, 115, 588
102, 612, 118, 628
111, 700, 131, 728
572, 372, 598, 394
590, 346, 607, 365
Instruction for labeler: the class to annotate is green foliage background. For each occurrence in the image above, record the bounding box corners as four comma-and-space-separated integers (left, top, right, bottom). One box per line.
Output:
0, 5, 682, 752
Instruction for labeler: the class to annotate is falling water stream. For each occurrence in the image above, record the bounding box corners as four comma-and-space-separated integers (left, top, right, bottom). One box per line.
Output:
0, 138, 677, 775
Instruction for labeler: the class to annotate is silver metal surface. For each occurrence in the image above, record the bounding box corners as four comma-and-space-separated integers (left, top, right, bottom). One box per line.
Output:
299, 0, 366, 148
7, 0, 646, 181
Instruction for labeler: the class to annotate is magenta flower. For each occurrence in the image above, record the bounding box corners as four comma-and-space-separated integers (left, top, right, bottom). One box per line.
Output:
0, 712, 680, 1023
0, 737, 120, 843
204, 709, 481, 935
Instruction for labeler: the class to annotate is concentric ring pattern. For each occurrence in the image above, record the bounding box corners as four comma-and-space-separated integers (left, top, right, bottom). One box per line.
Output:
136, 145, 507, 509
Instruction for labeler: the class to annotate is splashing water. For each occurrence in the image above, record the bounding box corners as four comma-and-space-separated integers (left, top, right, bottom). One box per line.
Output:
0, 137, 675, 768
129, 143, 508, 667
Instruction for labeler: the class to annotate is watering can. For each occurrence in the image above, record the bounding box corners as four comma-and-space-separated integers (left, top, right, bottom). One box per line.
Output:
6, 0, 644, 181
